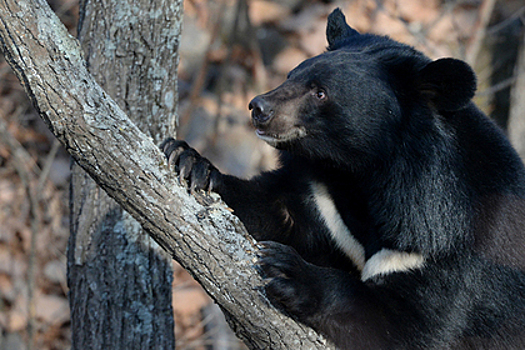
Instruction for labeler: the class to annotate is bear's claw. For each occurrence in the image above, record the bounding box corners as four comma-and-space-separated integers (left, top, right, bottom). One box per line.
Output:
161, 137, 218, 193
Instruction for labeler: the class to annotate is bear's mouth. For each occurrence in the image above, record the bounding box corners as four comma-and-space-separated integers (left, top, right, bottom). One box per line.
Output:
255, 127, 306, 147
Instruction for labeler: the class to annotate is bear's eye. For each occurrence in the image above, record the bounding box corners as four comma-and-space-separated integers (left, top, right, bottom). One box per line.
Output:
315, 89, 327, 101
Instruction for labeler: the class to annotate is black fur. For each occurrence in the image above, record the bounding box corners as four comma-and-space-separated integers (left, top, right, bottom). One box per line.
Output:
161, 9, 525, 349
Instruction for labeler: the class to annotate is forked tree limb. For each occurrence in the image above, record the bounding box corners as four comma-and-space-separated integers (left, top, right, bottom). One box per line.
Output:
0, 0, 333, 348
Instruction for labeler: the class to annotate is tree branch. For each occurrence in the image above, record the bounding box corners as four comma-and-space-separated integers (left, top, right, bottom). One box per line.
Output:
0, 0, 332, 348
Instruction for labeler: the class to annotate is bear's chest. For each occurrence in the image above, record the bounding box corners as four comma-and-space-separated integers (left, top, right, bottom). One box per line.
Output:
309, 181, 366, 270
309, 181, 425, 281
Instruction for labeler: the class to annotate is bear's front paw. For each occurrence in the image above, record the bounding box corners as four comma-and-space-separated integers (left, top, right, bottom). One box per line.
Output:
160, 137, 219, 192
257, 241, 324, 320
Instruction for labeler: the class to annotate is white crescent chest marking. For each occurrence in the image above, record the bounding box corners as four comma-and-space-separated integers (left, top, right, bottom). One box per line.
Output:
309, 181, 425, 280
361, 248, 425, 281
310, 182, 366, 270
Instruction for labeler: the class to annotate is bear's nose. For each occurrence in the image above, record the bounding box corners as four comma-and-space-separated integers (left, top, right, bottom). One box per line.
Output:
249, 96, 273, 125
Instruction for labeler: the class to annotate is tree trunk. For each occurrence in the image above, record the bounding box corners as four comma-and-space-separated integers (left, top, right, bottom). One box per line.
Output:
0, 0, 333, 348
508, 34, 525, 159
67, 0, 181, 349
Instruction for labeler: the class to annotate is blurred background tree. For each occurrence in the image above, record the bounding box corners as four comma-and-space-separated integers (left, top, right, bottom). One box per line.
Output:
0, 0, 523, 349
67, 0, 181, 349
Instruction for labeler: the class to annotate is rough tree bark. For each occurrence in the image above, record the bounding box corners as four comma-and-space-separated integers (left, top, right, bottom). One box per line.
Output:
67, 0, 180, 348
0, 0, 333, 349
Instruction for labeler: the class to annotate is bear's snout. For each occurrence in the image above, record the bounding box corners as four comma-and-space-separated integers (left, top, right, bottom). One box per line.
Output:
249, 96, 274, 127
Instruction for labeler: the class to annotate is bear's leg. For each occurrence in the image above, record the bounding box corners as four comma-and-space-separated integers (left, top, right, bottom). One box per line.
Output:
161, 138, 300, 242
258, 241, 401, 350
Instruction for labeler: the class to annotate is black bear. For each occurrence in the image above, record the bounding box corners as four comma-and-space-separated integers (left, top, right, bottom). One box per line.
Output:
162, 8, 525, 349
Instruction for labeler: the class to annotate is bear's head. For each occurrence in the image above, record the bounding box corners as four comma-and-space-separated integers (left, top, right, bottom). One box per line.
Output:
249, 8, 477, 169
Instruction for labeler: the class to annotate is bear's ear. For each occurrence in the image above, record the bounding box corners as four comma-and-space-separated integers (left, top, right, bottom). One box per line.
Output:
419, 58, 477, 111
326, 8, 359, 50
